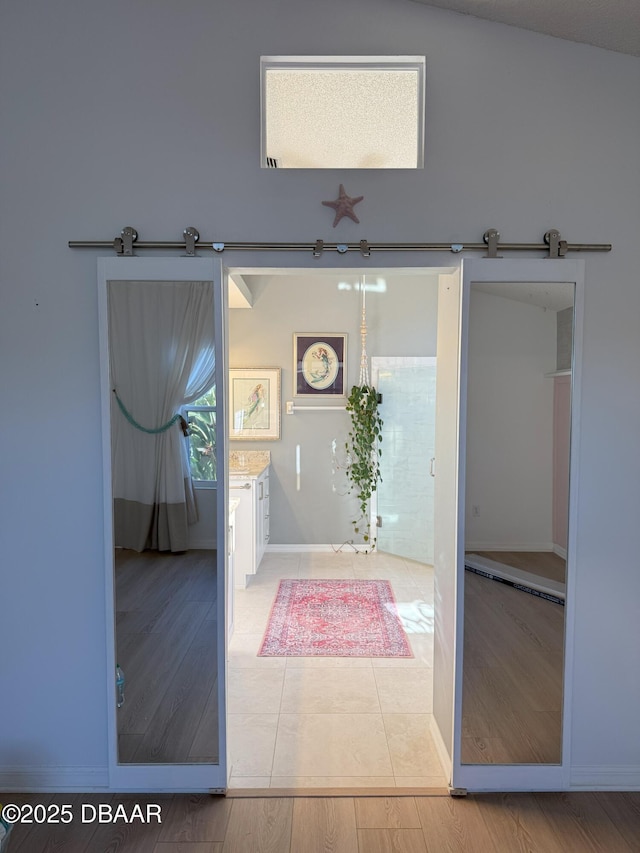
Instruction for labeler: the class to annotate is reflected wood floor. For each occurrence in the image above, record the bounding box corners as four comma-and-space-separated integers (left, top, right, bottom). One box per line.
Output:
115, 549, 219, 764
4, 792, 639, 852
462, 571, 565, 764
472, 550, 567, 584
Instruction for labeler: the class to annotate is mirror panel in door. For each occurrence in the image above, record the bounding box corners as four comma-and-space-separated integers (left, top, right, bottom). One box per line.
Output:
108, 279, 219, 764
461, 281, 574, 764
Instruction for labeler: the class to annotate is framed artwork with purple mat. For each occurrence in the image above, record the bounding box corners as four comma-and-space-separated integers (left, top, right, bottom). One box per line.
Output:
293, 334, 347, 397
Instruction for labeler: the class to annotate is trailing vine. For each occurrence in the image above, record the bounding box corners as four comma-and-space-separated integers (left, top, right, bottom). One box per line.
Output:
345, 383, 383, 551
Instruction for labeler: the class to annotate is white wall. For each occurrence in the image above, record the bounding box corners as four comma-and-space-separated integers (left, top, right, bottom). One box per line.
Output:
465, 290, 557, 550
1, 0, 638, 787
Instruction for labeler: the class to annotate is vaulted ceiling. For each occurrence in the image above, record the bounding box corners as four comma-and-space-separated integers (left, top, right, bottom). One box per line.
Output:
408, 0, 640, 57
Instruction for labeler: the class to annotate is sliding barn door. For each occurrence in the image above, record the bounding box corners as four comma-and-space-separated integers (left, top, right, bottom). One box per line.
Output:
451, 258, 583, 792
98, 257, 228, 791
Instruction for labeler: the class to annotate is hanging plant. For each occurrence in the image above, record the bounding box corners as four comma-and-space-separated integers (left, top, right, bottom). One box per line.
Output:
345, 383, 383, 551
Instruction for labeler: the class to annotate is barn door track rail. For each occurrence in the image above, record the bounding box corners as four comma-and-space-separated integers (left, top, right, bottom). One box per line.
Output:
69, 226, 611, 259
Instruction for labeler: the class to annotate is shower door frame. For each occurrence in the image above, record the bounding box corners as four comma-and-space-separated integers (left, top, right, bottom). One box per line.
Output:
370, 355, 437, 564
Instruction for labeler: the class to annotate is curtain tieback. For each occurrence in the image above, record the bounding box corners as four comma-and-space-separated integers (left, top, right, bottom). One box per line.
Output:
113, 389, 182, 435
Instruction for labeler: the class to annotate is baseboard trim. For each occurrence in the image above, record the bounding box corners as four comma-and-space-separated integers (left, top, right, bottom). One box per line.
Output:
0, 765, 109, 791
465, 554, 565, 603
429, 717, 452, 786
570, 766, 640, 790
553, 544, 567, 559
187, 538, 216, 550
465, 542, 554, 553
266, 543, 369, 553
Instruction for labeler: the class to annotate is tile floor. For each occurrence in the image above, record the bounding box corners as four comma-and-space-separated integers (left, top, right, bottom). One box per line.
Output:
227, 549, 447, 789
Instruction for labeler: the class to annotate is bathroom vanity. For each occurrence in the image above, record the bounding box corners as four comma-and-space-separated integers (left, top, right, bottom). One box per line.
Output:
229, 451, 270, 589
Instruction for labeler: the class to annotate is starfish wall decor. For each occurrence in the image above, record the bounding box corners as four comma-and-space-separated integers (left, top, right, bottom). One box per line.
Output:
322, 184, 364, 227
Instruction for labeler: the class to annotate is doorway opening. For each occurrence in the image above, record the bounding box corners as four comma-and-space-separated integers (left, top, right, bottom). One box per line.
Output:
222, 267, 450, 790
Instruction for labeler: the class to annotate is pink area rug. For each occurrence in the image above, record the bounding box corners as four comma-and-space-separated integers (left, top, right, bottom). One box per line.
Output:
258, 579, 413, 657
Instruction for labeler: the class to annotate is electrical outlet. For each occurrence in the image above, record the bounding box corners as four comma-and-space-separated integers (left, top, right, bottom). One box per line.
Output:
472, 505, 480, 517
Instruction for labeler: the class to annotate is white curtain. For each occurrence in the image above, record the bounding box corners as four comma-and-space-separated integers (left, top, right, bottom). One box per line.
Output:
109, 280, 215, 552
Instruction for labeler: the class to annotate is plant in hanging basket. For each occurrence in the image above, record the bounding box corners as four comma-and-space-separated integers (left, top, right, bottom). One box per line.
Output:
344, 383, 383, 552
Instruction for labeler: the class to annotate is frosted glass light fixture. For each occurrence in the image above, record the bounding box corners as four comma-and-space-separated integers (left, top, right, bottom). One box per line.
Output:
261, 56, 425, 169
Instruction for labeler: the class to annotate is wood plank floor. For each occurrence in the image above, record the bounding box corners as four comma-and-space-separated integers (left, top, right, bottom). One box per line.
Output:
3, 792, 638, 852
462, 570, 564, 764
472, 550, 567, 585
115, 549, 219, 764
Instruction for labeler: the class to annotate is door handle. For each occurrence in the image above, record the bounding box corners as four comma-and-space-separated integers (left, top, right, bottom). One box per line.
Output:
429, 457, 436, 477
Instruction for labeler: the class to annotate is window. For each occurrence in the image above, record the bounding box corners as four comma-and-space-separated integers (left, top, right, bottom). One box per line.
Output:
185, 386, 216, 484
261, 56, 425, 169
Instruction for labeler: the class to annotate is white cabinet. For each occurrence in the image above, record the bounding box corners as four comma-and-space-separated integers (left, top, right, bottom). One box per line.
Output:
256, 468, 270, 566
230, 466, 270, 588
